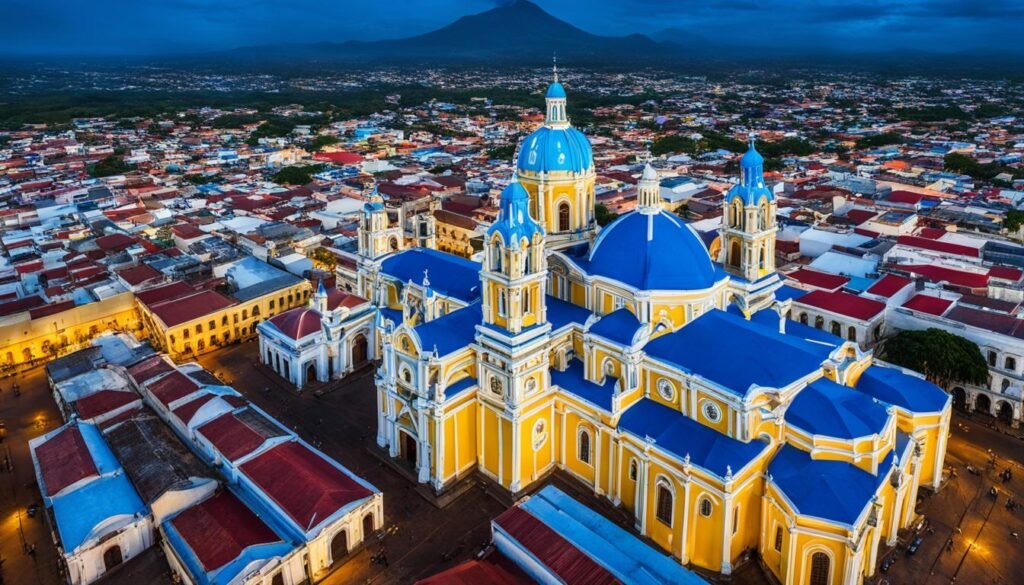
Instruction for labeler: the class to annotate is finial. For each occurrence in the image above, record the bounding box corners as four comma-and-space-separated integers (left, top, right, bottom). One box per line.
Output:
726, 465, 734, 480
748, 132, 757, 149
552, 53, 558, 83
422, 269, 430, 288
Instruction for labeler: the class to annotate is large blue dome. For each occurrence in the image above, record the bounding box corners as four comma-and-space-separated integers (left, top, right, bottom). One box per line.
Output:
517, 126, 593, 175
587, 210, 720, 291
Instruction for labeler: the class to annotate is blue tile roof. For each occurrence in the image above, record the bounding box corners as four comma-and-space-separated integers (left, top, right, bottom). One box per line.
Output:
380, 248, 481, 302
444, 376, 477, 402
517, 125, 593, 175
787, 378, 890, 440
546, 295, 592, 330
775, 284, 808, 303
739, 306, 843, 347
619, 399, 769, 478
379, 307, 402, 326
550, 360, 615, 411
589, 308, 642, 346
51, 473, 145, 553
521, 486, 707, 585
644, 310, 830, 397
414, 303, 482, 357
588, 211, 720, 291
769, 444, 892, 526
855, 365, 950, 414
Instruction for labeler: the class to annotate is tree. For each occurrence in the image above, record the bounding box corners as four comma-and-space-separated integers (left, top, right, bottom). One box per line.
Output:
1004, 209, 1024, 234
594, 203, 617, 227
271, 164, 324, 186
309, 134, 340, 152
486, 144, 516, 161
310, 247, 337, 271
87, 155, 130, 178
879, 328, 988, 389
855, 132, 905, 149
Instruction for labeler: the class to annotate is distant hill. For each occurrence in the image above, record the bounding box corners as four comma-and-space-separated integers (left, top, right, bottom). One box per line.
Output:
204, 0, 674, 65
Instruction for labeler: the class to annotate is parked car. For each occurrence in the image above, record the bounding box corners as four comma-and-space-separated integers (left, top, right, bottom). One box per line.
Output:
881, 555, 896, 572
907, 536, 924, 555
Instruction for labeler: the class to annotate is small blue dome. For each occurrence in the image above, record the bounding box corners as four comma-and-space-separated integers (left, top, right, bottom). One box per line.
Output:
587, 210, 720, 291
727, 139, 774, 206
546, 82, 566, 99
517, 126, 592, 175
487, 180, 543, 245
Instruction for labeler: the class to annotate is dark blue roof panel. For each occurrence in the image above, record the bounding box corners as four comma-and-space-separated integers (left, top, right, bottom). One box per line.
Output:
381, 248, 481, 302
788, 378, 890, 440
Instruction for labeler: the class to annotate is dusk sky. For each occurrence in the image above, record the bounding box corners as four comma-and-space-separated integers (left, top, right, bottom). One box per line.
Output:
4, 0, 1022, 56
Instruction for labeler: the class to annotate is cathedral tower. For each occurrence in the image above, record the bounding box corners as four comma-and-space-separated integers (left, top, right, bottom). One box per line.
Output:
720, 136, 778, 282
515, 61, 597, 250
357, 183, 403, 260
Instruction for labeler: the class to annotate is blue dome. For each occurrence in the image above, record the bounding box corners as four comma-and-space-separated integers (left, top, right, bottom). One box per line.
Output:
727, 139, 774, 206
517, 126, 593, 175
546, 82, 566, 99
587, 210, 720, 291
487, 180, 543, 244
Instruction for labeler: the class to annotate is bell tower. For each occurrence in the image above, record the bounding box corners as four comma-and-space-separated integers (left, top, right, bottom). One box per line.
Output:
357, 183, 403, 260
475, 176, 553, 493
720, 135, 778, 282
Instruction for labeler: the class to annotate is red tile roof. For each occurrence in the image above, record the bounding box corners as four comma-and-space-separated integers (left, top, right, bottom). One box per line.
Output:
415, 554, 532, 585
0, 295, 45, 317
95, 233, 137, 252
916, 227, 947, 240
948, 306, 1024, 339
148, 290, 236, 328
796, 290, 886, 321
887, 190, 925, 205
313, 151, 363, 165
902, 294, 954, 316
147, 371, 200, 407
172, 394, 216, 426
197, 411, 267, 462
896, 236, 980, 258
34, 426, 97, 496
29, 301, 76, 319
845, 209, 878, 224
326, 290, 367, 311
989, 266, 1024, 282
494, 506, 621, 585
116, 264, 162, 286
866, 274, 912, 298
127, 356, 175, 385
170, 491, 281, 571
136, 281, 195, 305
786, 268, 849, 291
898, 264, 989, 288
240, 441, 372, 530
267, 308, 322, 340
74, 390, 139, 421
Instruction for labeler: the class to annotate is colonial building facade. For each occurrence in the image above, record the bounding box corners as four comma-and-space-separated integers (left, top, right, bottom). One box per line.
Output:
289, 76, 951, 585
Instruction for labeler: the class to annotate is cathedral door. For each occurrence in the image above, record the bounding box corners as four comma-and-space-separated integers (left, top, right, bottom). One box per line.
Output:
103, 545, 123, 571
400, 431, 418, 466
352, 333, 368, 366
330, 530, 348, 563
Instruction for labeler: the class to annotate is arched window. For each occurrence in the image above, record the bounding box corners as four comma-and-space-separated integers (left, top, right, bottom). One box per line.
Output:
809, 552, 830, 585
730, 240, 742, 268
1002, 379, 1010, 392
799, 313, 808, 325
988, 350, 997, 367
699, 496, 713, 517
814, 316, 824, 330
830, 321, 841, 336
497, 290, 507, 317
759, 246, 766, 269
847, 326, 857, 341
628, 459, 638, 481
1006, 357, 1017, 371
774, 526, 783, 552
523, 287, 532, 315
655, 481, 673, 526
558, 202, 571, 232
578, 428, 591, 464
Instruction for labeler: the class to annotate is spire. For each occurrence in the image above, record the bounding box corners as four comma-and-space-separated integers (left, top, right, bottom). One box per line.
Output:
637, 163, 661, 213
545, 59, 568, 127
740, 133, 765, 188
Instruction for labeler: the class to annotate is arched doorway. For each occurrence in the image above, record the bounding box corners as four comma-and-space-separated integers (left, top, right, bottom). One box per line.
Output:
103, 545, 123, 571
352, 333, 368, 366
363, 513, 375, 540
330, 530, 348, 563
975, 393, 992, 415
305, 362, 317, 386
952, 387, 967, 410
399, 430, 418, 467
998, 400, 1014, 423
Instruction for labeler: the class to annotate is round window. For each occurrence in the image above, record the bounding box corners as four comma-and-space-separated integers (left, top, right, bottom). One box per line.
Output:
702, 401, 722, 423
657, 379, 675, 402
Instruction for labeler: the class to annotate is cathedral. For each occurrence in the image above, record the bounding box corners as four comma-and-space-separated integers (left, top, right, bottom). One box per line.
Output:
263, 72, 952, 585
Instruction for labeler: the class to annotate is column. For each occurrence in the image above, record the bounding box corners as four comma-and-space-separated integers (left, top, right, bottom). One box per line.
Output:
416, 405, 431, 483
376, 386, 387, 448
510, 413, 522, 493
680, 478, 691, 565
721, 492, 734, 575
